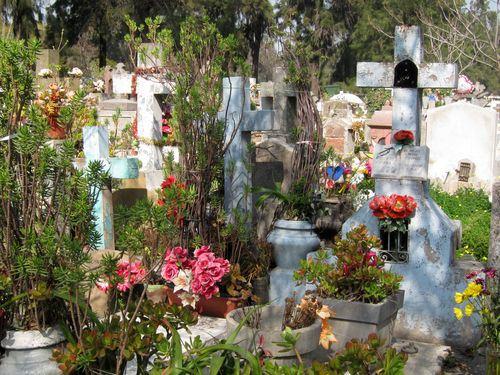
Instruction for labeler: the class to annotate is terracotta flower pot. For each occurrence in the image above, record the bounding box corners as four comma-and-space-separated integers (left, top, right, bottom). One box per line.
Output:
47, 116, 66, 140
165, 287, 245, 318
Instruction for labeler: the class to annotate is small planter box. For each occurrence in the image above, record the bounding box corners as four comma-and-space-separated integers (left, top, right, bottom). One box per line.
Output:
323, 290, 404, 352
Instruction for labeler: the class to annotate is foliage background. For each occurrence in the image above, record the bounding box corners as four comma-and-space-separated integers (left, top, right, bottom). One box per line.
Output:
430, 186, 491, 262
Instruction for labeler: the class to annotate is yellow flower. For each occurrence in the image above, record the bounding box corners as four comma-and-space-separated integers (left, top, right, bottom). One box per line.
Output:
464, 282, 482, 298
455, 292, 464, 304
465, 304, 474, 316
454, 307, 463, 320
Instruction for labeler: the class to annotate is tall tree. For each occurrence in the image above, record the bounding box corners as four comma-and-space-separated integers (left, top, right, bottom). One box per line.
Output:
1, 0, 40, 39
238, 0, 273, 80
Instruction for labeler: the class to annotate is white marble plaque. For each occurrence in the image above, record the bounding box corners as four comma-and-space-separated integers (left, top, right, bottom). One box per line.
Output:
373, 145, 429, 181
113, 73, 133, 95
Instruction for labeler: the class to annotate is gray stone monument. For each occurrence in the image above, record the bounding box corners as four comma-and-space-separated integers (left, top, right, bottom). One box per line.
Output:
220, 77, 275, 222
343, 26, 479, 347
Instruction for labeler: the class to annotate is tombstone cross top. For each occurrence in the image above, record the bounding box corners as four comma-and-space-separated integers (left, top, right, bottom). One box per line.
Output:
357, 26, 458, 144
220, 77, 275, 222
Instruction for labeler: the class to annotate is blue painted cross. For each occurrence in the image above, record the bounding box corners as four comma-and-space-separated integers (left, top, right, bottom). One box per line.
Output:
219, 77, 275, 223
82, 126, 139, 249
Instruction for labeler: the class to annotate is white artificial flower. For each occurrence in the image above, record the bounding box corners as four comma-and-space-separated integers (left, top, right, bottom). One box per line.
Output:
68, 67, 83, 78
178, 291, 199, 309
350, 172, 365, 185
93, 79, 105, 92
172, 269, 192, 293
38, 68, 53, 78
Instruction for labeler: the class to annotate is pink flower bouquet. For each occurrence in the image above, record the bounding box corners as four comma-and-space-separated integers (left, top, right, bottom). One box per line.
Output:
161, 245, 230, 308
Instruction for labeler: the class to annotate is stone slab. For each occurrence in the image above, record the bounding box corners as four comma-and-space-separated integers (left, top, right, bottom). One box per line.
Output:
373, 145, 429, 181
392, 339, 450, 375
99, 98, 137, 111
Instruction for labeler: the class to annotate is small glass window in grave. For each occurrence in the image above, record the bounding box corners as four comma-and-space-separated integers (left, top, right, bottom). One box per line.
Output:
458, 162, 471, 182
379, 221, 409, 264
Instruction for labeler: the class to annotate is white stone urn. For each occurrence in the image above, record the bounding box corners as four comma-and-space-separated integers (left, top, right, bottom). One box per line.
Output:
267, 220, 320, 269
0, 326, 65, 374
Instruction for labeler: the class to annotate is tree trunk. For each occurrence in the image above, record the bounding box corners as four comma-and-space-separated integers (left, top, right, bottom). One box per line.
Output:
251, 40, 260, 80
98, 32, 107, 68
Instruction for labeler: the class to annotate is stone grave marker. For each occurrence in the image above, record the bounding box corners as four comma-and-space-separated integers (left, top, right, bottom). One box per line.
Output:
342, 26, 479, 347
82, 126, 139, 249
219, 77, 275, 222
424, 101, 497, 193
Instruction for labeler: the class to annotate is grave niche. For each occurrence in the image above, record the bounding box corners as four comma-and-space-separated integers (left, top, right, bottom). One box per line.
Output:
394, 59, 418, 88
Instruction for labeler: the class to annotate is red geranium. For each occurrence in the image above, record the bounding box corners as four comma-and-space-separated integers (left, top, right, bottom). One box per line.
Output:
393, 130, 414, 145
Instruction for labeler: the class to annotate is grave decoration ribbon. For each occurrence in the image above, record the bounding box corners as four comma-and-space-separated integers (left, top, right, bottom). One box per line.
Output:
369, 194, 417, 233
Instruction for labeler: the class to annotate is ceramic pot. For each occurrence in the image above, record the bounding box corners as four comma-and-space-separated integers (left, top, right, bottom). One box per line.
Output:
267, 220, 320, 269
165, 287, 245, 318
0, 326, 65, 374
226, 305, 321, 358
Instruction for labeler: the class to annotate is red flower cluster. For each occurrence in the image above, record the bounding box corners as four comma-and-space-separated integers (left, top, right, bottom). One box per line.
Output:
369, 194, 417, 220
393, 130, 415, 144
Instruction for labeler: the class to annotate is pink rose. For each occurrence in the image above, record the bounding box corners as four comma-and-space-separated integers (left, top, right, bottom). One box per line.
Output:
202, 284, 219, 299
194, 245, 211, 258
198, 272, 215, 287
161, 261, 179, 281
116, 281, 132, 292
195, 252, 216, 269
207, 264, 226, 280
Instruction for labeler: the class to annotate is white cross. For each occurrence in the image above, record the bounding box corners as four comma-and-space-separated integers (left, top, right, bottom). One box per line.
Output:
357, 26, 458, 144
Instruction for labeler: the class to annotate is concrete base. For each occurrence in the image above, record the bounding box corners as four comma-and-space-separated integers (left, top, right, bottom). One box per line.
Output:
269, 268, 311, 305
392, 339, 450, 375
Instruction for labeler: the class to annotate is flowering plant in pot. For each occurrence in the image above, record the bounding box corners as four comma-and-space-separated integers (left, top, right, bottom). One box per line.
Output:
226, 293, 336, 363
294, 226, 403, 351
454, 268, 499, 374
161, 245, 235, 316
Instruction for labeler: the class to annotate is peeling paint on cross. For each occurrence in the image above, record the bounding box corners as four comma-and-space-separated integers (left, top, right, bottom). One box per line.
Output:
219, 77, 275, 223
357, 26, 458, 144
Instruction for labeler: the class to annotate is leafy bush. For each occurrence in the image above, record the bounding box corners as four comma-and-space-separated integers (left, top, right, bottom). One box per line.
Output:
311, 333, 407, 375
294, 226, 402, 303
430, 186, 491, 261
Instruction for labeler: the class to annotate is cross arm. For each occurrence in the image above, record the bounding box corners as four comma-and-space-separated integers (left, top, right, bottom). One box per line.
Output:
418, 63, 457, 89
356, 62, 394, 88
241, 110, 275, 132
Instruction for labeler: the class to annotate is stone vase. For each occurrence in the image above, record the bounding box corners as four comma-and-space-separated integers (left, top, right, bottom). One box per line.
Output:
226, 305, 321, 359
322, 290, 404, 352
0, 326, 65, 374
267, 220, 320, 269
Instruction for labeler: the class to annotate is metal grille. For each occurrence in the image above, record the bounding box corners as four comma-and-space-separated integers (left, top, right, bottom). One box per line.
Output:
458, 162, 471, 182
379, 223, 409, 263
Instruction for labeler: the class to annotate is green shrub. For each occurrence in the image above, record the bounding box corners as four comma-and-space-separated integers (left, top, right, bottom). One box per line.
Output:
430, 186, 491, 261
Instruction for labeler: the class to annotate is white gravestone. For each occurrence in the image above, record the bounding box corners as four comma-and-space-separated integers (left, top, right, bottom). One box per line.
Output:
343, 26, 479, 347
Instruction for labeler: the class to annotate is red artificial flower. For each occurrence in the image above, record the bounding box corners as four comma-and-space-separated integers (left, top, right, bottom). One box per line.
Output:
161, 175, 176, 189
157, 199, 165, 206
369, 196, 388, 218
393, 130, 415, 144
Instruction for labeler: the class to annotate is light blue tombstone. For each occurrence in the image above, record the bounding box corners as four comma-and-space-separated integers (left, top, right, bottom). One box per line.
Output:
219, 77, 275, 223
343, 26, 480, 347
83, 126, 139, 249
